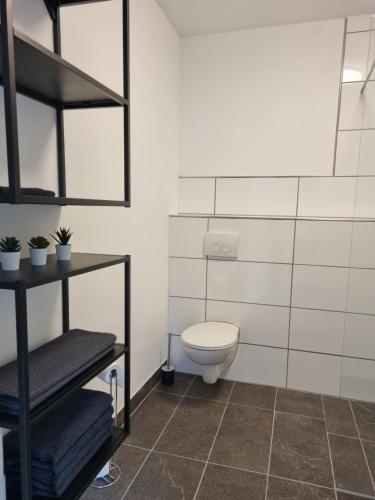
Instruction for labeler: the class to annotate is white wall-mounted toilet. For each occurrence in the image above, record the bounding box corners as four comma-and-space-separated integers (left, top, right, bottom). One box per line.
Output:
181, 322, 239, 384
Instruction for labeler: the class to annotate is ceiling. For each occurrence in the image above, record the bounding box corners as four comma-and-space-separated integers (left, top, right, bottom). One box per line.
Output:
155, 0, 375, 35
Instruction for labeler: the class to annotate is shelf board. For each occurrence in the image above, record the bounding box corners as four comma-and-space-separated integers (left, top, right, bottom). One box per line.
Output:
7, 426, 128, 500
0, 193, 126, 207
0, 253, 128, 290
0, 27, 126, 109
0, 343, 127, 430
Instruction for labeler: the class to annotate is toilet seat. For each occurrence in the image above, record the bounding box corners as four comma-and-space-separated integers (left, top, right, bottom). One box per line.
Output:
181, 322, 239, 351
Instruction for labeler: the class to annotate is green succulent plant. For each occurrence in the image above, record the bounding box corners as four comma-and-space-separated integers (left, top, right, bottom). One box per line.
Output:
51, 227, 73, 246
28, 236, 50, 249
0, 236, 21, 253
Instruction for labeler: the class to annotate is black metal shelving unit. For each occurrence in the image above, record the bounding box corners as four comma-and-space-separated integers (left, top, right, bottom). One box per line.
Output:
0, 0, 130, 206
1, 253, 131, 500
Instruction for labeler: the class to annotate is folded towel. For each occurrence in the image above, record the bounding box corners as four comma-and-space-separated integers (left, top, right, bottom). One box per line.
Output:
0, 330, 116, 415
0, 187, 55, 197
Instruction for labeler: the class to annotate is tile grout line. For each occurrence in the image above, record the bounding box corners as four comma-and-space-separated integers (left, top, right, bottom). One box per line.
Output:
264, 387, 278, 499
349, 400, 375, 494
121, 376, 196, 499
192, 381, 236, 500
321, 396, 338, 500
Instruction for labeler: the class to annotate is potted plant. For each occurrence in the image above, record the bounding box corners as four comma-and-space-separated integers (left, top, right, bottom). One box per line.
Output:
0, 237, 21, 271
51, 227, 73, 261
28, 236, 50, 266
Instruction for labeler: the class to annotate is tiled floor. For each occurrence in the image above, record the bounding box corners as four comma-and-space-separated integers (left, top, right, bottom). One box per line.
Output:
81, 374, 375, 500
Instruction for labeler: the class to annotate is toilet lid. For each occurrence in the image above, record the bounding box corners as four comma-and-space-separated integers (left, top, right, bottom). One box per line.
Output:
181, 322, 239, 350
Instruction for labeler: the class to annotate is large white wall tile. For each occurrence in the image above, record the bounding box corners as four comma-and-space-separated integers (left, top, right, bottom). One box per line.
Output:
209, 218, 294, 263
290, 309, 345, 355
341, 357, 375, 402
223, 344, 287, 387
362, 82, 375, 128
288, 351, 341, 396
355, 178, 375, 218
178, 178, 215, 214
215, 178, 298, 216
298, 178, 357, 218
169, 217, 207, 258
347, 15, 373, 33
171, 335, 201, 375
294, 221, 353, 267
350, 222, 375, 268
344, 314, 375, 360
168, 297, 206, 335
339, 83, 364, 130
358, 130, 375, 175
206, 300, 289, 348
343, 32, 370, 82
207, 261, 292, 307
335, 131, 361, 175
347, 268, 375, 314
292, 266, 349, 312
169, 258, 207, 299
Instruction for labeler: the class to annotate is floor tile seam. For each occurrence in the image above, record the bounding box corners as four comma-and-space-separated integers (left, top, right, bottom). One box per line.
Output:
130, 378, 175, 418
192, 381, 236, 500
265, 387, 278, 499
121, 376, 196, 499
322, 395, 338, 500
328, 431, 363, 441
275, 408, 324, 421
349, 400, 375, 494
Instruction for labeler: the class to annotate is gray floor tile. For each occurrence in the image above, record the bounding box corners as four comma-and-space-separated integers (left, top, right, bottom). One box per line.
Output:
80, 445, 148, 500
351, 401, 375, 441
363, 440, 375, 483
329, 434, 374, 496
336, 492, 374, 499
186, 377, 233, 402
210, 403, 273, 473
230, 382, 276, 410
277, 389, 324, 419
155, 397, 225, 460
126, 391, 182, 449
196, 464, 266, 500
125, 452, 204, 500
156, 373, 195, 396
270, 412, 333, 487
323, 397, 358, 437
267, 476, 335, 499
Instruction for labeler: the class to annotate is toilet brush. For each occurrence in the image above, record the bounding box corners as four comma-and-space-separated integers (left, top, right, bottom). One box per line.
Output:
161, 333, 175, 385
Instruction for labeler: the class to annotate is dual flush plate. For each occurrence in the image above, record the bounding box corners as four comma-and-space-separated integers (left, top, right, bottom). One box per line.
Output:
204, 232, 239, 259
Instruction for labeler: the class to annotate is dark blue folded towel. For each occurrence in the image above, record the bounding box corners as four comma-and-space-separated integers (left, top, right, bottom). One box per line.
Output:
0, 187, 55, 197
0, 330, 116, 415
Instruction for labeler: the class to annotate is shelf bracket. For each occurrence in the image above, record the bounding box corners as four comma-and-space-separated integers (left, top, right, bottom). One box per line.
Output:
44, 0, 58, 22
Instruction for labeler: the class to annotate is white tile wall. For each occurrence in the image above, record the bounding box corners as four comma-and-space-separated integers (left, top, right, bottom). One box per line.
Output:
355, 177, 375, 218
207, 260, 292, 307
290, 309, 345, 355
215, 178, 298, 216
223, 344, 288, 387
347, 268, 375, 314
298, 177, 357, 218
169, 258, 207, 299
209, 218, 294, 263
178, 178, 215, 214
347, 15, 373, 33
363, 82, 375, 128
206, 300, 289, 348
335, 131, 361, 175
358, 130, 375, 175
168, 297, 206, 335
169, 217, 207, 258
287, 351, 342, 396
343, 32, 370, 82
343, 313, 375, 360
294, 221, 353, 266
170, 335, 201, 375
339, 83, 364, 130
292, 266, 349, 312
351, 222, 375, 268
341, 357, 375, 402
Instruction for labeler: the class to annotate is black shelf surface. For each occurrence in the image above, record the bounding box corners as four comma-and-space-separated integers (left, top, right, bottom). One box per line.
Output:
0, 193, 126, 206
0, 343, 127, 430
0, 253, 128, 290
0, 27, 126, 109
7, 426, 128, 500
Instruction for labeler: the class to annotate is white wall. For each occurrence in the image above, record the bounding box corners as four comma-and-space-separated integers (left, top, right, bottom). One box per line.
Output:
0, 0, 180, 496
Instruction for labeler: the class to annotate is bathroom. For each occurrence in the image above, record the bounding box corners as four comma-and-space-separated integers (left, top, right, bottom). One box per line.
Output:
1, 0, 375, 498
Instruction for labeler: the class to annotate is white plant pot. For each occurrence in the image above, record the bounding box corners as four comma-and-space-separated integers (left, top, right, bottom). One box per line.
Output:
1, 251, 20, 271
30, 248, 48, 266
56, 244, 71, 261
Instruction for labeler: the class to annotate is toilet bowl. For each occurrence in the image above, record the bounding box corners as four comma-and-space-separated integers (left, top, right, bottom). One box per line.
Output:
181, 322, 239, 384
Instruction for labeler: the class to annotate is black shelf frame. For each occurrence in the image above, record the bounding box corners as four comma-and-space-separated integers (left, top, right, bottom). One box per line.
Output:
0, 253, 131, 500
0, 0, 130, 207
